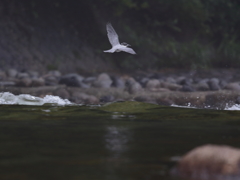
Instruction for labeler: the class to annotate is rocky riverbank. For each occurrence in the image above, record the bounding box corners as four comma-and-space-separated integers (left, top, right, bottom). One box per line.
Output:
1, 68, 240, 109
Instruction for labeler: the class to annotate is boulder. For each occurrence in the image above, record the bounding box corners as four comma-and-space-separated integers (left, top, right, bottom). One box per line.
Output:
146, 79, 161, 90
59, 73, 84, 87
70, 92, 99, 104
126, 77, 143, 94
208, 78, 221, 91
173, 144, 240, 179
224, 82, 240, 91
93, 73, 112, 88
6, 69, 18, 78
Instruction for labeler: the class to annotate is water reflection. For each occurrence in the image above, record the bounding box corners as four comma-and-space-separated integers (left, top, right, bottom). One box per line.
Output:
104, 126, 132, 179
105, 126, 132, 158
111, 112, 136, 120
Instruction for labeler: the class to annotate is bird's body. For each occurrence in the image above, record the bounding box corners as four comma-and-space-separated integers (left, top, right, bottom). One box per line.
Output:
104, 23, 136, 55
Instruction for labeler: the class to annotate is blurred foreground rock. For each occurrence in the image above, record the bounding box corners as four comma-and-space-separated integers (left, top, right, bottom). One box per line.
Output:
172, 144, 240, 180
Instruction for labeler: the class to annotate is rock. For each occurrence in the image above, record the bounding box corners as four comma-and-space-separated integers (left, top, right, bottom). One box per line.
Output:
165, 77, 176, 84
134, 96, 158, 104
156, 97, 174, 106
224, 82, 240, 91
176, 76, 186, 84
208, 78, 221, 91
53, 88, 70, 99
180, 85, 194, 92
219, 80, 228, 89
0, 70, 6, 80
146, 79, 161, 90
0, 81, 16, 87
182, 78, 193, 86
100, 95, 115, 103
82, 77, 96, 85
6, 69, 18, 78
139, 77, 149, 87
126, 77, 143, 94
47, 70, 62, 78
71, 92, 99, 104
28, 70, 39, 78
93, 73, 112, 88
173, 144, 240, 179
59, 73, 85, 87
16, 77, 32, 87
111, 76, 125, 89
205, 91, 237, 109
31, 77, 45, 87
235, 96, 240, 104
17, 72, 29, 79
161, 82, 182, 91
194, 79, 210, 91
45, 76, 59, 86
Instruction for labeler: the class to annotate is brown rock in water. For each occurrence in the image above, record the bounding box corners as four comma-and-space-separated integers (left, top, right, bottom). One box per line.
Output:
174, 144, 240, 179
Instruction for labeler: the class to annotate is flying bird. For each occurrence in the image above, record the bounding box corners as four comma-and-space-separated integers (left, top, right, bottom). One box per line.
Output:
104, 23, 136, 55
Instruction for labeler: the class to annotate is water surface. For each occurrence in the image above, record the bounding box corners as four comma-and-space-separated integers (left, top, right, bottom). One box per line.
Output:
0, 101, 240, 180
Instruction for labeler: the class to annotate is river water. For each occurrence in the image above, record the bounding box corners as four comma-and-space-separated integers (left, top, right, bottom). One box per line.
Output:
1, 98, 240, 180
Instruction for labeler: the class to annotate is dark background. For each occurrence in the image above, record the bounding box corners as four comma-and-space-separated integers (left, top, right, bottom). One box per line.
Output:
0, 0, 240, 73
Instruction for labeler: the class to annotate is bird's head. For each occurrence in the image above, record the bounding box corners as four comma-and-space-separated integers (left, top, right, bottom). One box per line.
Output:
121, 42, 130, 47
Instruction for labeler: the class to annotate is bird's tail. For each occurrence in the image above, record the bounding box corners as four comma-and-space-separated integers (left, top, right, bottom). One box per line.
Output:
103, 49, 114, 53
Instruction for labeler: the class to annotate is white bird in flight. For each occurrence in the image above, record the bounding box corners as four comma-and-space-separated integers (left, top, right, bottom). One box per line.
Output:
104, 23, 136, 55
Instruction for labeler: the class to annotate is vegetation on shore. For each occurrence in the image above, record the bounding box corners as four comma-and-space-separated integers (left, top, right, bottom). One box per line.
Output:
2, 0, 240, 71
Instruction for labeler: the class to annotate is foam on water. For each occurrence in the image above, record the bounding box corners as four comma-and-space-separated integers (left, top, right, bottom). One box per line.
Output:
224, 104, 240, 111
0, 92, 72, 106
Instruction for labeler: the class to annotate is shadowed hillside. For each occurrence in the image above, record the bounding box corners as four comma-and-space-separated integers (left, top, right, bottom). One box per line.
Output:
0, 0, 240, 73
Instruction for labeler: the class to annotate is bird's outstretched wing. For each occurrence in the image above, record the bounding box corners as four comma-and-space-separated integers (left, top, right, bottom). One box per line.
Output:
120, 47, 136, 54
106, 23, 120, 47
